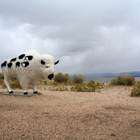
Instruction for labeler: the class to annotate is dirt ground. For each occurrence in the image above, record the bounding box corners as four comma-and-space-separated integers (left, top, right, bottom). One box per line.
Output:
0, 86, 140, 140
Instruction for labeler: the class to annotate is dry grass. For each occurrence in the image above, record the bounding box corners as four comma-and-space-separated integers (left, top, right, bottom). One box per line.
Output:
0, 86, 140, 140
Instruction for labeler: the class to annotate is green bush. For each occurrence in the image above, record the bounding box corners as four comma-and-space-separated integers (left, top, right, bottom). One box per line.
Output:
110, 75, 135, 86
70, 74, 85, 84
54, 72, 69, 83
131, 81, 140, 97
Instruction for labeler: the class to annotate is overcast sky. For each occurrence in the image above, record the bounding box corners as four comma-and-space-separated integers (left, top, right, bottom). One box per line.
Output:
0, 0, 140, 75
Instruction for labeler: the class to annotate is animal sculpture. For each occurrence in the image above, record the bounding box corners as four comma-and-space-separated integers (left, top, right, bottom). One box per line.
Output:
1, 50, 59, 95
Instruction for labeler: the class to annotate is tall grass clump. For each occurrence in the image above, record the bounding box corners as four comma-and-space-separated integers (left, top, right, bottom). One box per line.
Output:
9, 79, 22, 89
71, 80, 100, 92
110, 75, 135, 86
0, 73, 5, 88
0, 72, 4, 79
0, 78, 22, 89
39, 80, 47, 85
131, 81, 140, 97
49, 85, 69, 91
0, 79, 5, 88
0, 72, 22, 89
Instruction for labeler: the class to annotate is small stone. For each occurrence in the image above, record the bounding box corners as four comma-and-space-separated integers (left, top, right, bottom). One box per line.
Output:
110, 133, 116, 137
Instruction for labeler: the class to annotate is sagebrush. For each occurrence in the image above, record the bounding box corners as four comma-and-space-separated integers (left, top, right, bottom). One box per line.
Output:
71, 81, 102, 92
54, 72, 69, 83
110, 75, 135, 86
70, 74, 85, 84
131, 81, 140, 97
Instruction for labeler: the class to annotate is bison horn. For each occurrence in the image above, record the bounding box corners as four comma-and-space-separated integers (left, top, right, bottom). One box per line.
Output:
54, 60, 59, 65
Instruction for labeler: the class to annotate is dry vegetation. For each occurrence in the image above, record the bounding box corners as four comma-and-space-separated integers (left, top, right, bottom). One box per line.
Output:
0, 73, 140, 139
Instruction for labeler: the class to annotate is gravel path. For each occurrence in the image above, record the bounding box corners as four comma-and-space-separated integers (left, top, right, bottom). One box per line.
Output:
0, 86, 140, 140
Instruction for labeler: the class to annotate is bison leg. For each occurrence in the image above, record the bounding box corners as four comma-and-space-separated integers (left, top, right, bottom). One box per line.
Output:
23, 87, 28, 95
4, 79, 13, 93
19, 81, 28, 95
33, 85, 38, 94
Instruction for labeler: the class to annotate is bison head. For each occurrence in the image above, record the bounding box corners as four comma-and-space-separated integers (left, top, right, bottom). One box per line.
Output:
40, 54, 59, 80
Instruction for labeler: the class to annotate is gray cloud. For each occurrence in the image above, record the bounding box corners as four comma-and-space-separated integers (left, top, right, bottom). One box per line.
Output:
0, 0, 140, 75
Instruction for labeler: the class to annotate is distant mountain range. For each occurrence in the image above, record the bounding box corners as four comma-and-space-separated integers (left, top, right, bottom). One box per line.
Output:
84, 71, 140, 78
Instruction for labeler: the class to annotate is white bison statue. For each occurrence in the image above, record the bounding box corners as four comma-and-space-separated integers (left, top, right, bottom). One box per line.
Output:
1, 50, 59, 95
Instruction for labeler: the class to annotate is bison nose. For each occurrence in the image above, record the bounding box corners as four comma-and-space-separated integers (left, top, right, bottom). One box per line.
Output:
48, 74, 54, 80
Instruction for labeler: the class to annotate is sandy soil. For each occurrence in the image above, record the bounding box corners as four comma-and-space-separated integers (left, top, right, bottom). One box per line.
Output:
0, 86, 140, 140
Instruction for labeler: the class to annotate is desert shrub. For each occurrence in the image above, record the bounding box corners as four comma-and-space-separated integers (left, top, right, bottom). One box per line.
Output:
110, 75, 135, 86
54, 72, 69, 83
39, 80, 47, 85
0, 72, 4, 79
70, 74, 85, 84
123, 75, 135, 86
131, 81, 140, 97
110, 75, 124, 85
48, 80, 102, 92
51, 81, 60, 86
71, 81, 98, 92
0, 75, 6, 88
0, 79, 5, 88
9, 79, 22, 89
0, 78, 22, 89
49, 85, 69, 91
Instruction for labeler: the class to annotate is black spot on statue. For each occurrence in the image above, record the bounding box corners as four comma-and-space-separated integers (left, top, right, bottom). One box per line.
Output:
21, 61, 29, 67
10, 57, 17, 62
19, 54, 25, 59
24, 55, 33, 61
7, 63, 12, 68
16, 62, 20, 67
41, 60, 45, 65
1, 61, 7, 67
54, 60, 59, 65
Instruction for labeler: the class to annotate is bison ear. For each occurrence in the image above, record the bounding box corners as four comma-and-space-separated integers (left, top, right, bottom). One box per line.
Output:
41, 60, 45, 65
54, 60, 59, 65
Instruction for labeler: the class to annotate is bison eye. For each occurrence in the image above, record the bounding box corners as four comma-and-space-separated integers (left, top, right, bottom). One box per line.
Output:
41, 60, 45, 65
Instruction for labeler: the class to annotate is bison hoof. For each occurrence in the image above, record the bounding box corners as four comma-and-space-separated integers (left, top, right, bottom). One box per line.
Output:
34, 91, 38, 94
24, 92, 28, 95
9, 91, 13, 93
